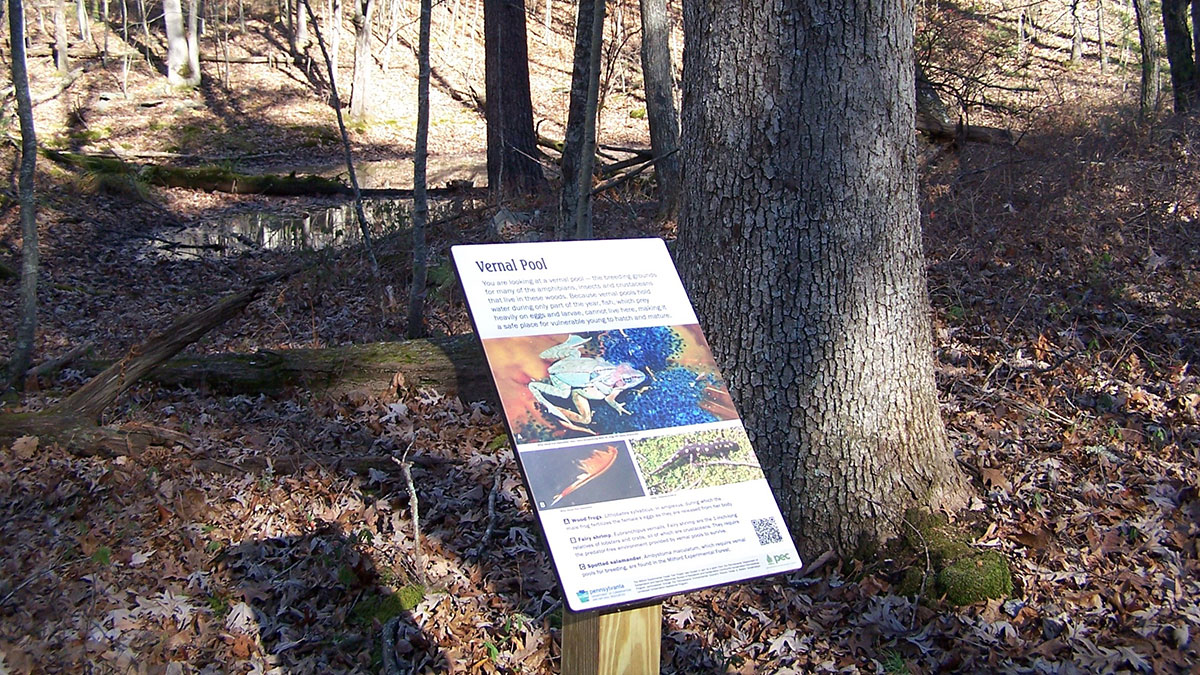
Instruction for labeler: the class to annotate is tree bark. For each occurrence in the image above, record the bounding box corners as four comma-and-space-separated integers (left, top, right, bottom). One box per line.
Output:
55, 0, 69, 71
295, 0, 308, 52
5, 0, 39, 393
483, 0, 545, 196
676, 0, 969, 557
327, 0, 341, 87
1134, 0, 1162, 117
638, 0, 680, 221
1162, 0, 1196, 112
1070, 0, 1083, 63
164, 0, 199, 86
558, 0, 605, 240
349, 0, 373, 121
1193, 0, 1200, 87
408, 0, 431, 337
186, 0, 200, 82
76, 0, 91, 42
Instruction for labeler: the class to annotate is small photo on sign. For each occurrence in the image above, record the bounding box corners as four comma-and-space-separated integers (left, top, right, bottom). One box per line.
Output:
629, 427, 764, 496
481, 326, 738, 444
521, 440, 645, 510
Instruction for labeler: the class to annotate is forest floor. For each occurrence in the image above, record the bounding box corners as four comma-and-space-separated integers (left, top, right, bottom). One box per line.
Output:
1, 1, 1199, 673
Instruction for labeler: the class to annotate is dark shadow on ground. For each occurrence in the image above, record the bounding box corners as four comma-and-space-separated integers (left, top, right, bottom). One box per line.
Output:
223, 524, 446, 671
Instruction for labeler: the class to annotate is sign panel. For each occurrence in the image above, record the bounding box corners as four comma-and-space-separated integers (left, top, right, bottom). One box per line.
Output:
452, 238, 802, 611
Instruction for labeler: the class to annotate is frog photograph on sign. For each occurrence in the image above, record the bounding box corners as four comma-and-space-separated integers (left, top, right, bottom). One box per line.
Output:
480, 326, 739, 443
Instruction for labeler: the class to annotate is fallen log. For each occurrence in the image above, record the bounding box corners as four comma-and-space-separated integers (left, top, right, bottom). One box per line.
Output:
0, 274, 282, 453
26, 341, 93, 380
75, 336, 495, 404
917, 116, 1015, 145
42, 149, 350, 196
40, 149, 488, 199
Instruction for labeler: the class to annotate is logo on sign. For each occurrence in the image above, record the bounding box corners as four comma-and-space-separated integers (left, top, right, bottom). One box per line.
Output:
576, 590, 590, 603
767, 552, 792, 565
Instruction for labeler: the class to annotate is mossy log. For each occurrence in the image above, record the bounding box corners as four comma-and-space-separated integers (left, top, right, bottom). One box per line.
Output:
76, 337, 497, 403
43, 149, 350, 196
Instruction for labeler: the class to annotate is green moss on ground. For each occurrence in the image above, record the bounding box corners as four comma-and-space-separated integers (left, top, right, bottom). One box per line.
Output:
350, 585, 425, 627
938, 550, 1014, 606
897, 509, 1013, 606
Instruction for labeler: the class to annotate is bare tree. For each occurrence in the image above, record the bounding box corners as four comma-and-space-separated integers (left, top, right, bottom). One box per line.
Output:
408, 0, 431, 338
1070, 0, 1083, 63
326, 0, 341, 86
55, 0, 69, 71
1133, 0, 1161, 117
6, 0, 40, 392
1162, 0, 1197, 111
558, 0, 605, 240
164, 0, 200, 86
638, 0, 679, 221
483, 0, 545, 195
349, 0, 373, 121
76, 0, 90, 41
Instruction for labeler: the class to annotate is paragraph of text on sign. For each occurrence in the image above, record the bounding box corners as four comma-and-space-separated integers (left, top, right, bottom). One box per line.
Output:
482, 273, 670, 331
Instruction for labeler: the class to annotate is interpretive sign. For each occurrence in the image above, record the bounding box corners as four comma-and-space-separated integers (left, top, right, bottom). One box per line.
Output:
452, 238, 802, 611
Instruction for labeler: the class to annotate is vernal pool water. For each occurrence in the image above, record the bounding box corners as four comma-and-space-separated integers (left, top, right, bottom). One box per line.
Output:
148, 198, 462, 258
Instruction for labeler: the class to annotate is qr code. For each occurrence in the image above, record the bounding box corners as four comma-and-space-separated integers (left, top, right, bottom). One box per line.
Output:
752, 518, 783, 545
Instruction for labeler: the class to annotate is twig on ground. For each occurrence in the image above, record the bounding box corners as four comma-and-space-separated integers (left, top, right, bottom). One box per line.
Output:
0, 555, 81, 609
395, 444, 424, 585
477, 468, 504, 557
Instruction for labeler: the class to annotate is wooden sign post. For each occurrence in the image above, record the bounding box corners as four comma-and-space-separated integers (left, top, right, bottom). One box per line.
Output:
562, 603, 662, 675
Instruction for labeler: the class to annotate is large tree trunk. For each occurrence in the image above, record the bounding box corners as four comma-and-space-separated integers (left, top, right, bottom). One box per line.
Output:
1162, 0, 1196, 112
558, 0, 605, 240
1134, 0, 1162, 117
186, 0, 200, 82
675, 0, 969, 557
349, 0, 373, 121
637, 0, 680, 221
482, 0, 545, 195
5, 0, 39, 393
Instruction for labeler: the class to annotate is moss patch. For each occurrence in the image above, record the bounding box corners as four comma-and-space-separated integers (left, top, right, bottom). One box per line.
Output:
898, 509, 1012, 606
938, 550, 1014, 606
350, 585, 425, 627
